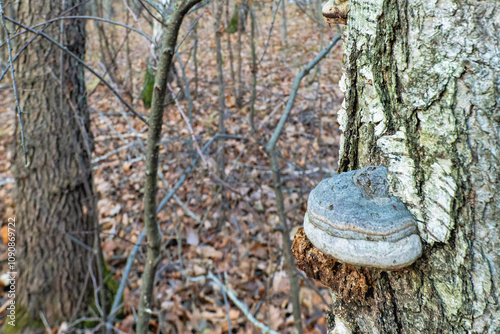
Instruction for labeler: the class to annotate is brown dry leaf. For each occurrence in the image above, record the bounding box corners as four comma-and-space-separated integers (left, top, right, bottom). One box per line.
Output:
272, 271, 290, 295
220, 311, 242, 334
121, 162, 131, 172
201, 308, 226, 322
117, 314, 135, 333
101, 240, 118, 254
149, 319, 159, 333
0, 226, 8, 245
249, 242, 269, 259
267, 305, 285, 331
300, 287, 315, 314
198, 246, 223, 260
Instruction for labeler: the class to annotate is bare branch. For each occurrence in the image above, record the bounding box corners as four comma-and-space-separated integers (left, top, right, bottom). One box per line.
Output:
262, 33, 341, 334
175, 6, 206, 51
259, 0, 283, 64
206, 271, 280, 334
266, 34, 341, 152
167, 82, 207, 165
137, 0, 169, 28
0, 0, 27, 165
138, 0, 204, 331
142, 0, 169, 17
34, 16, 155, 45
108, 228, 147, 327
3, 16, 149, 125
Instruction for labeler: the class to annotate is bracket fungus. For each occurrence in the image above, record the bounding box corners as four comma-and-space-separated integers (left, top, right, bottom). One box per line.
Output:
322, 0, 349, 25
304, 166, 422, 270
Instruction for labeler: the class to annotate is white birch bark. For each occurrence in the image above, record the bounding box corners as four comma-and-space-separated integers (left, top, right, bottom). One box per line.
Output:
332, 0, 499, 332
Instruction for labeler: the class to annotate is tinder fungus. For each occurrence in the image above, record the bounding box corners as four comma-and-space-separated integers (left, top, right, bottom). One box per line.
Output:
304, 166, 422, 270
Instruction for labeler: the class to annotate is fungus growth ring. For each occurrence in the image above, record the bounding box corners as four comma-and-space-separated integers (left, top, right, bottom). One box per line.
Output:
304, 166, 423, 270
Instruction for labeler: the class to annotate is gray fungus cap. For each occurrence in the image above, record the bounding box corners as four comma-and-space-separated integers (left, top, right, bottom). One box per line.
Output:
304, 166, 422, 270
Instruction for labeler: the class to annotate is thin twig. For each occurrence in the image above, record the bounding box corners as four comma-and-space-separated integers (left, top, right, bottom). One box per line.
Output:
0, 0, 27, 164
108, 228, 146, 326
0, 177, 14, 188
262, 33, 341, 334
0, 29, 37, 83
174, 194, 202, 223
4, 16, 149, 125
249, 7, 258, 133
218, 270, 232, 333
266, 34, 341, 152
258, 0, 282, 64
137, 0, 168, 28
167, 82, 207, 165
258, 99, 285, 130
175, 6, 207, 51
206, 271, 280, 334
31, 16, 155, 45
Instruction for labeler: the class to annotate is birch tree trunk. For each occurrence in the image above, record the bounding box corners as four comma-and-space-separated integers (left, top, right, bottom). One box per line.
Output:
327, 0, 500, 332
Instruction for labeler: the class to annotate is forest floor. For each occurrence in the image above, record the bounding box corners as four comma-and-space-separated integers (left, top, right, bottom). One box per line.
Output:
0, 2, 343, 333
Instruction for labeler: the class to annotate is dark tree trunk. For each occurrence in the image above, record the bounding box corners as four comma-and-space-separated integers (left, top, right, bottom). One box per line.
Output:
11, 0, 98, 329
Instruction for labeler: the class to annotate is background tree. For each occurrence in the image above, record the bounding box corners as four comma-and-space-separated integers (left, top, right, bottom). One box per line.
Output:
9, 0, 102, 329
294, 0, 500, 332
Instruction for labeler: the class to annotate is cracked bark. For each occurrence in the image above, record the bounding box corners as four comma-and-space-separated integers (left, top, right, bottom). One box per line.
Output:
11, 0, 98, 330
297, 0, 499, 332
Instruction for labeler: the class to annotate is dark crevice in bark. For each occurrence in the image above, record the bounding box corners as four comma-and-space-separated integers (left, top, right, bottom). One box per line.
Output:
427, 236, 475, 331
397, 0, 410, 68
384, 273, 403, 334
11, 1, 100, 329
450, 78, 477, 325
372, 0, 398, 134
338, 44, 361, 173
405, 109, 425, 209
374, 273, 399, 334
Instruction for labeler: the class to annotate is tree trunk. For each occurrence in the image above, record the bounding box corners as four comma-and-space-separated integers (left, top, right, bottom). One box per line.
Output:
11, 0, 99, 329
136, 0, 203, 331
298, 0, 499, 333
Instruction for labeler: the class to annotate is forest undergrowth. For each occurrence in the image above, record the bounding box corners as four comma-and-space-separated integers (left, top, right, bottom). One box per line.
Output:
0, 1, 343, 332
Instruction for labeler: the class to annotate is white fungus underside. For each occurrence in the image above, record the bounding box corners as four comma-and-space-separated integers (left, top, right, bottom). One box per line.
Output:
304, 214, 422, 270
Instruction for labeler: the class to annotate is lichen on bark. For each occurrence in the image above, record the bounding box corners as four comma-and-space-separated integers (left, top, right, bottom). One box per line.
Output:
326, 0, 499, 332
